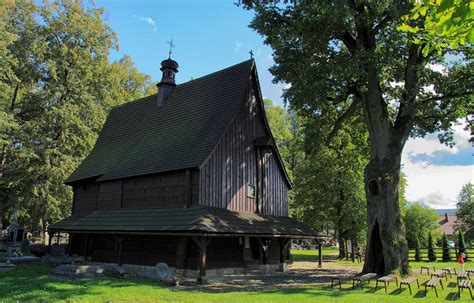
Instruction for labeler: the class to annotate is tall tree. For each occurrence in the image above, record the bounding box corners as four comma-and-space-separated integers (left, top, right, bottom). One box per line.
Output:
0, 0, 153, 231
456, 183, 474, 240
403, 202, 440, 248
243, 0, 473, 274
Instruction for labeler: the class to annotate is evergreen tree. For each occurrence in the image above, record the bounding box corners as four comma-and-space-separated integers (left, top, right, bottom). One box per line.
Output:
414, 234, 421, 262
442, 233, 451, 262
458, 230, 467, 261
428, 232, 436, 262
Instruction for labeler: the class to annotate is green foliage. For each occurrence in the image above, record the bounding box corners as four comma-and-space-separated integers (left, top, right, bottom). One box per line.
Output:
414, 234, 421, 261
456, 183, 474, 240
0, 0, 152, 230
427, 232, 437, 262
403, 202, 441, 248
398, 0, 474, 55
458, 230, 467, 260
441, 233, 451, 261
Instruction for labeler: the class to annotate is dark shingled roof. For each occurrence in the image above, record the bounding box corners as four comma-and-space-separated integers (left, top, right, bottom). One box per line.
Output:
49, 206, 322, 238
66, 60, 254, 184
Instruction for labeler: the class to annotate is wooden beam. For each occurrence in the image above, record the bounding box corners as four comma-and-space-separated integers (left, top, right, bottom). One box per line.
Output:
318, 242, 323, 268
67, 234, 73, 256
56, 232, 60, 244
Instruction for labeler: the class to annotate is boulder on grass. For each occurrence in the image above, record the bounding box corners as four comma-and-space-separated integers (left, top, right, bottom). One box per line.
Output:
155, 262, 172, 280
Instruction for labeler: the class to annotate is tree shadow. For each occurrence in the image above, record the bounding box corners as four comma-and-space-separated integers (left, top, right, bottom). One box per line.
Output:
413, 290, 426, 298
444, 292, 459, 301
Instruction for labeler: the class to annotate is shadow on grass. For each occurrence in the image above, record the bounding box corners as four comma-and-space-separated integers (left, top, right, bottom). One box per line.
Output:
413, 290, 427, 298
445, 292, 459, 301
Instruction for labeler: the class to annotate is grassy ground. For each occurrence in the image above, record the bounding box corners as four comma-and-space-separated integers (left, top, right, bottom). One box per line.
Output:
0, 249, 472, 302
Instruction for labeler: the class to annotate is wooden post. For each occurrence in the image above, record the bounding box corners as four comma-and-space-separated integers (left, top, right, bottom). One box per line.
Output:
83, 234, 90, 259
67, 234, 73, 256
351, 240, 355, 263
56, 232, 60, 244
258, 238, 270, 265
115, 235, 126, 266
278, 238, 289, 272
193, 237, 210, 285
47, 231, 53, 253
318, 242, 323, 268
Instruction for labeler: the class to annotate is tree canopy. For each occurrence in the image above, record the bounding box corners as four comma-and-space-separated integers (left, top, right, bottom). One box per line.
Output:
0, 0, 153, 230
403, 202, 440, 248
456, 182, 474, 240
243, 0, 472, 274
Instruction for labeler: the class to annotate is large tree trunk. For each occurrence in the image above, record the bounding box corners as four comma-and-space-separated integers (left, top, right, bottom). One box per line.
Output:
362, 150, 408, 275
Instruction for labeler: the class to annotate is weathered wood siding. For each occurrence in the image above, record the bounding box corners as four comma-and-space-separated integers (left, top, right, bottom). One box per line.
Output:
199, 82, 289, 216
72, 170, 199, 212
72, 183, 98, 217
261, 151, 289, 216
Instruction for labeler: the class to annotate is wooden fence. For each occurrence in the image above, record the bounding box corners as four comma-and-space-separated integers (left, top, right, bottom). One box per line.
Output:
408, 248, 474, 261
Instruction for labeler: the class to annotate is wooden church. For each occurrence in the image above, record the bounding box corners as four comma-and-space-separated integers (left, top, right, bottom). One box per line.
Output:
50, 57, 322, 283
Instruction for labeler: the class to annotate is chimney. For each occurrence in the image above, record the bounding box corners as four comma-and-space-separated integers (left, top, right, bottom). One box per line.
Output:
156, 58, 179, 107
445, 213, 448, 222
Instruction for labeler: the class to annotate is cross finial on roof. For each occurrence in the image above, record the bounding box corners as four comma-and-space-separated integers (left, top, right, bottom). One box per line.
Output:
249, 50, 254, 59
167, 39, 175, 59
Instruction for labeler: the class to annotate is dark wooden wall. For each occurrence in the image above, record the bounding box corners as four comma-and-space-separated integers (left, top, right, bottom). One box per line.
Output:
199, 81, 289, 216
72, 183, 98, 217
72, 170, 199, 215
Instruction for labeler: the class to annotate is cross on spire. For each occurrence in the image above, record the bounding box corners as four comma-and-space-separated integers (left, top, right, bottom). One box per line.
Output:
167, 39, 175, 59
249, 50, 254, 59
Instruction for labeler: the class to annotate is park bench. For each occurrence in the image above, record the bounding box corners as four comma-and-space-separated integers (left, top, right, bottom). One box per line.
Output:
421, 265, 435, 274
431, 270, 448, 280
331, 274, 353, 289
352, 273, 377, 290
400, 277, 419, 295
375, 275, 398, 293
457, 271, 470, 283
458, 280, 473, 300
425, 277, 444, 298
442, 266, 456, 277
467, 268, 474, 275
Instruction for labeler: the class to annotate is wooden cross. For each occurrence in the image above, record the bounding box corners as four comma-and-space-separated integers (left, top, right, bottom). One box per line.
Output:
167, 39, 175, 59
249, 50, 254, 59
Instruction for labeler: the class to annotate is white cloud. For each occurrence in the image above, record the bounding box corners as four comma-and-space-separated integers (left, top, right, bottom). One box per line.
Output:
256, 49, 262, 57
402, 123, 473, 209
132, 15, 157, 32
426, 63, 447, 75
234, 41, 243, 53
266, 54, 273, 62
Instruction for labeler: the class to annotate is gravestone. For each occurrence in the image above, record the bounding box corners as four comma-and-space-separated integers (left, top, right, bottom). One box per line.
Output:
155, 262, 172, 280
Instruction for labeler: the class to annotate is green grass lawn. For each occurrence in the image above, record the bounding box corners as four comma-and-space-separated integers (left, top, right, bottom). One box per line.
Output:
0, 252, 473, 302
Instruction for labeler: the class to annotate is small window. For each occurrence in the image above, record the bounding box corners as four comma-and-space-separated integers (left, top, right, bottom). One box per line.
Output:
247, 183, 256, 198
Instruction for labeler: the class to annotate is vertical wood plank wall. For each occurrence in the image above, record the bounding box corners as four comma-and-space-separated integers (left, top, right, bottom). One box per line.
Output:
73, 183, 99, 217
199, 83, 289, 216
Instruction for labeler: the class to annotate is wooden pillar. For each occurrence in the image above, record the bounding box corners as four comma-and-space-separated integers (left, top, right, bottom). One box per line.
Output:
83, 234, 90, 259
351, 240, 355, 263
176, 237, 188, 270
318, 242, 323, 268
278, 238, 290, 272
258, 238, 270, 265
115, 235, 126, 266
67, 234, 73, 256
47, 231, 53, 253
193, 237, 210, 285
56, 232, 60, 244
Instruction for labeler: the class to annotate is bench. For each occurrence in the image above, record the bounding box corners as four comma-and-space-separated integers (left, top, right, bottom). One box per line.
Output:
467, 268, 474, 275
331, 274, 353, 289
400, 277, 419, 295
421, 265, 435, 275
442, 266, 456, 277
458, 280, 473, 300
375, 275, 398, 293
425, 277, 444, 298
431, 270, 448, 280
457, 271, 470, 282
352, 273, 377, 290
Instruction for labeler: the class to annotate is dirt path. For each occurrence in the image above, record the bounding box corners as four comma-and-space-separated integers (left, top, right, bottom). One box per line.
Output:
179, 259, 363, 293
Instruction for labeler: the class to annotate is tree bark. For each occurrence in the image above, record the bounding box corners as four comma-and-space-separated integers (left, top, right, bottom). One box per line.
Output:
362, 148, 408, 275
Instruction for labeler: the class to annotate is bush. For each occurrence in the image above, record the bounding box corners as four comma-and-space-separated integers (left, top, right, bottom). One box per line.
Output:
428, 232, 436, 262
442, 233, 451, 261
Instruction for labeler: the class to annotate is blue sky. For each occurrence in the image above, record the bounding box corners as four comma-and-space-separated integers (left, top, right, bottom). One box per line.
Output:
97, 0, 285, 105
96, 0, 472, 209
